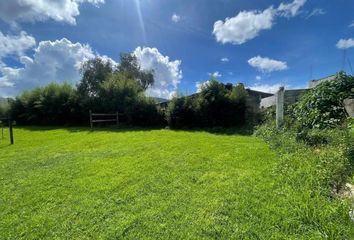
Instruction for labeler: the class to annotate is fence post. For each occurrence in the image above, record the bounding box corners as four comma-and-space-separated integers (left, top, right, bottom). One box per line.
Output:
276, 87, 285, 129
116, 112, 119, 126
8, 116, 14, 145
89, 110, 93, 129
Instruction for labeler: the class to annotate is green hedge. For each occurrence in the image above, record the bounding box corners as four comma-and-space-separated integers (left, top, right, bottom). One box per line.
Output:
166, 80, 248, 128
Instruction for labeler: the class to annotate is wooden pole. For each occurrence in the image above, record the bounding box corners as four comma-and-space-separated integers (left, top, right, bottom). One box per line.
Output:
8, 117, 13, 145
89, 110, 93, 129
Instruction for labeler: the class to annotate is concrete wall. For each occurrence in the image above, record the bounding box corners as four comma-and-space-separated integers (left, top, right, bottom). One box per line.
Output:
260, 95, 276, 109
309, 75, 335, 88
259, 89, 309, 110
344, 98, 354, 118
284, 89, 308, 105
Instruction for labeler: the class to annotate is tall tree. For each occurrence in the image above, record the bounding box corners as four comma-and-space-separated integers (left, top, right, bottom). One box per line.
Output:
117, 53, 154, 90
77, 58, 113, 97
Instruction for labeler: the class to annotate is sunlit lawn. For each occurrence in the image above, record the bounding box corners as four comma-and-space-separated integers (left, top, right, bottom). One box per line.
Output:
0, 127, 352, 239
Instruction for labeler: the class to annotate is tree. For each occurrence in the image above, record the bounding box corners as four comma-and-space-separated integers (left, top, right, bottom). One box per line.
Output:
98, 72, 162, 125
229, 83, 248, 104
77, 58, 113, 98
98, 72, 143, 114
117, 53, 154, 90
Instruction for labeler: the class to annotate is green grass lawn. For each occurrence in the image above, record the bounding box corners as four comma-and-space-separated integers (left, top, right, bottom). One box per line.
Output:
0, 127, 353, 239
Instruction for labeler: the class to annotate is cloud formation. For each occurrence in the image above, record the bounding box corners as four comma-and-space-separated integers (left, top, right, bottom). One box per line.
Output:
133, 47, 182, 99
195, 80, 211, 93
0, 31, 36, 58
0, 34, 182, 99
336, 38, 354, 49
213, 7, 275, 45
277, 0, 307, 18
208, 71, 222, 78
249, 83, 284, 93
171, 13, 181, 23
248, 56, 288, 72
306, 8, 326, 19
221, 58, 229, 62
212, 0, 307, 45
0, 38, 96, 96
0, 0, 104, 25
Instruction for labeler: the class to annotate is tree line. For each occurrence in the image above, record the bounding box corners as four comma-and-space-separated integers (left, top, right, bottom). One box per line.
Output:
5, 53, 249, 128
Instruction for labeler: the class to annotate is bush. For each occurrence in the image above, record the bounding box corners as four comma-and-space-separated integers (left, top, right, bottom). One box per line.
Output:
293, 72, 354, 129
9, 72, 163, 127
131, 96, 164, 126
166, 80, 248, 128
256, 122, 354, 193
10, 83, 81, 125
98, 73, 163, 126
0, 99, 9, 117
166, 96, 200, 128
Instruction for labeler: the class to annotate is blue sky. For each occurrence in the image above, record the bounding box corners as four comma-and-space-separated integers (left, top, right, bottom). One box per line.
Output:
0, 0, 354, 98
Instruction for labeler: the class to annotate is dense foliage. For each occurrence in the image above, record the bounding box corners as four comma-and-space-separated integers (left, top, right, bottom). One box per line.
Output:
255, 72, 354, 236
293, 72, 354, 129
9, 54, 163, 126
166, 80, 248, 128
0, 99, 9, 117
10, 83, 81, 125
98, 73, 163, 125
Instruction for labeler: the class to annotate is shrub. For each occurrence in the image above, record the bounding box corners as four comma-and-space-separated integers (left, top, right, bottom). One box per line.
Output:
98, 73, 163, 126
131, 96, 164, 126
10, 83, 81, 125
166, 80, 248, 128
293, 72, 354, 129
0, 99, 9, 117
256, 122, 354, 193
166, 96, 200, 128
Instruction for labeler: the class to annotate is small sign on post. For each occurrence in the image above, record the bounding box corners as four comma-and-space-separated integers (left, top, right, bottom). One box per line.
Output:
276, 86, 285, 128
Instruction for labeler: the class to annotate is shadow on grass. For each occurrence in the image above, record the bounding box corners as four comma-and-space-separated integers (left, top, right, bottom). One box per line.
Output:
13, 124, 255, 136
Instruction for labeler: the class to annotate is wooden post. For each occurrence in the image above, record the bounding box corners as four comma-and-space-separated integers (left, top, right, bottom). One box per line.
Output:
89, 110, 93, 129
116, 112, 119, 126
276, 87, 285, 129
8, 117, 13, 145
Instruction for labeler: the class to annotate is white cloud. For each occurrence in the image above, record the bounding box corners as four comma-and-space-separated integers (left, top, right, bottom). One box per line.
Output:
0, 31, 36, 58
195, 80, 211, 93
336, 38, 354, 49
213, 7, 275, 45
249, 83, 284, 93
0, 38, 97, 96
350, 21, 354, 28
212, 0, 307, 45
133, 47, 182, 99
306, 8, 326, 19
0, 0, 104, 25
256, 75, 262, 80
208, 71, 222, 78
171, 13, 181, 23
221, 57, 229, 62
277, 0, 307, 18
248, 56, 288, 72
